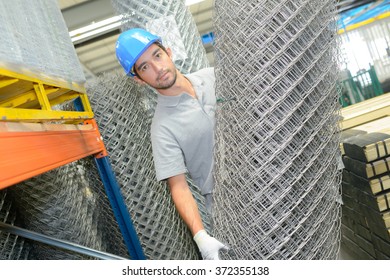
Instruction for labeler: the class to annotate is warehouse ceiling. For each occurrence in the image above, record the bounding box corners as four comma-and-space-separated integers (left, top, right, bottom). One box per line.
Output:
58, 0, 378, 81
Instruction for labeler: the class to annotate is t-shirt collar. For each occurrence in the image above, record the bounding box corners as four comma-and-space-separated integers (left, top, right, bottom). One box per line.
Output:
157, 73, 203, 107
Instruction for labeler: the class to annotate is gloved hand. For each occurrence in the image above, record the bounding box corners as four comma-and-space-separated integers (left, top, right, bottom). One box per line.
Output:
193, 230, 229, 260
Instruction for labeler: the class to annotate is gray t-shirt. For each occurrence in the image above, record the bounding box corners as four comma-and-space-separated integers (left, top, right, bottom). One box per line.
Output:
151, 67, 216, 195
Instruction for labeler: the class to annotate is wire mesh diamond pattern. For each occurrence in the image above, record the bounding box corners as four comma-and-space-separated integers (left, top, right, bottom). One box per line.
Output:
86, 73, 211, 259
212, 0, 342, 259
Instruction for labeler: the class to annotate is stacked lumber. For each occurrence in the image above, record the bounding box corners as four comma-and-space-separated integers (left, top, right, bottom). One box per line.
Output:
340, 95, 390, 259
340, 93, 390, 131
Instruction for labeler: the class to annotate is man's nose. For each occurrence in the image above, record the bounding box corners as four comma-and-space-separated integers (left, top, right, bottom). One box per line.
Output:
151, 61, 163, 73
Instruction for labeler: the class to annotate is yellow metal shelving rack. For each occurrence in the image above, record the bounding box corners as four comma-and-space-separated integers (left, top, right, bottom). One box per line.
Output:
0, 68, 106, 188
0, 67, 145, 259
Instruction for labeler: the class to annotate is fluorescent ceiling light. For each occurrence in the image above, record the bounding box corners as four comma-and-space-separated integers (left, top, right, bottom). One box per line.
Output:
69, 15, 122, 37
70, 15, 122, 43
70, 21, 121, 43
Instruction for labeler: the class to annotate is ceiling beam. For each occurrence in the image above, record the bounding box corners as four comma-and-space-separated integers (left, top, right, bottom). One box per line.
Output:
61, 0, 115, 30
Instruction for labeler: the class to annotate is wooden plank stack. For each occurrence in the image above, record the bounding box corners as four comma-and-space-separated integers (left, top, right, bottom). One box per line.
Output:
340, 95, 390, 259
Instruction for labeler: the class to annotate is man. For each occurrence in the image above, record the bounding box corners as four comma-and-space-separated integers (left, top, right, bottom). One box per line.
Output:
115, 28, 228, 260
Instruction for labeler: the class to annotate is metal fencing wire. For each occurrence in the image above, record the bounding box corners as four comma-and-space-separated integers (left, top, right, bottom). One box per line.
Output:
0, 0, 210, 260
0, 0, 85, 85
3, 159, 128, 260
212, 0, 342, 259
106, 0, 212, 259
86, 73, 210, 259
111, 0, 209, 75
0, 0, 125, 260
0, 190, 30, 260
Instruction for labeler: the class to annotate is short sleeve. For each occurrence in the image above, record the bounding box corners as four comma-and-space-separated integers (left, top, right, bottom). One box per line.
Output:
151, 127, 187, 181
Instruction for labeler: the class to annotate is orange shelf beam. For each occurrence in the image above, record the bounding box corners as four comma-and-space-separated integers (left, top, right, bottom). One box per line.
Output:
0, 120, 107, 190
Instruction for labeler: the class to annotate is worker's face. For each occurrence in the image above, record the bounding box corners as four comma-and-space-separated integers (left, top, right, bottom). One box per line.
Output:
134, 44, 177, 90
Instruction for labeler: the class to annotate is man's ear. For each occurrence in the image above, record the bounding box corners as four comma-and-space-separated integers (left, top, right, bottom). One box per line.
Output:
167, 47, 173, 59
134, 76, 147, 85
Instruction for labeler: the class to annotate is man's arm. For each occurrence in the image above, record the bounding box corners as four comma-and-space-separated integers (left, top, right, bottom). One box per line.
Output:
168, 173, 229, 260
167, 173, 204, 236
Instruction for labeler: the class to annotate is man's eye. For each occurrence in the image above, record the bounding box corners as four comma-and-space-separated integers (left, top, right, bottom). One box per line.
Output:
141, 65, 148, 72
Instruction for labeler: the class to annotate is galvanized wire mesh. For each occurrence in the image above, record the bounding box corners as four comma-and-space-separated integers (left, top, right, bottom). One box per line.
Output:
0, 0, 85, 85
0, 0, 210, 260
86, 72, 210, 259
4, 160, 128, 259
0, 0, 125, 259
107, 0, 212, 259
0, 190, 30, 260
213, 0, 342, 259
111, 0, 209, 74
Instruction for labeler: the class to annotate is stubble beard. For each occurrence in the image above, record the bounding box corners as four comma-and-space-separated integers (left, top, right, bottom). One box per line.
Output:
155, 68, 177, 90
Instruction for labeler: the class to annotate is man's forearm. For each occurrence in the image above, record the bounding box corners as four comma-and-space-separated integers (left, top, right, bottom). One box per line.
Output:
168, 174, 204, 236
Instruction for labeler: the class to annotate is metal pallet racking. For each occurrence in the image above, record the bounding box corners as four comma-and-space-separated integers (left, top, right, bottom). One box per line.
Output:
0, 68, 145, 259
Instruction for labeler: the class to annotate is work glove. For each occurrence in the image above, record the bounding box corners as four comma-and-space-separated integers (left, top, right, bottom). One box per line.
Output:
193, 230, 229, 260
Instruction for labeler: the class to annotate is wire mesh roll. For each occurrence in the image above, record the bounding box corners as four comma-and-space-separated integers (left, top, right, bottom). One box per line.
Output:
0, 0, 125, 259
86, 72, 210, 259
213, 0, 342, 259
0, 0, 210, 260
0, 190, 30, 260
0, 0, 85, 85
107, 0, 211, 259
6, 160, 128, 260
111, 0, 209, 74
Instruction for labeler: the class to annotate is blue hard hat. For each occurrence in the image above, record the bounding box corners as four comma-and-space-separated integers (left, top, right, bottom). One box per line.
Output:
115, 28, 162, 76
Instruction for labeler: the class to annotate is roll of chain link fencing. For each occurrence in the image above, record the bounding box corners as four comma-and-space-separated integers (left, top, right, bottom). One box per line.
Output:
0, 0, 211, 260
0, 190, 30, 259
0, 0, 85, 86
86, 73, 210, 259
2, 160, 129, 260
0, 0, 118, 260
111, 0, 209, 75
212, 0, 342, 259
104, 0, 212, 259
